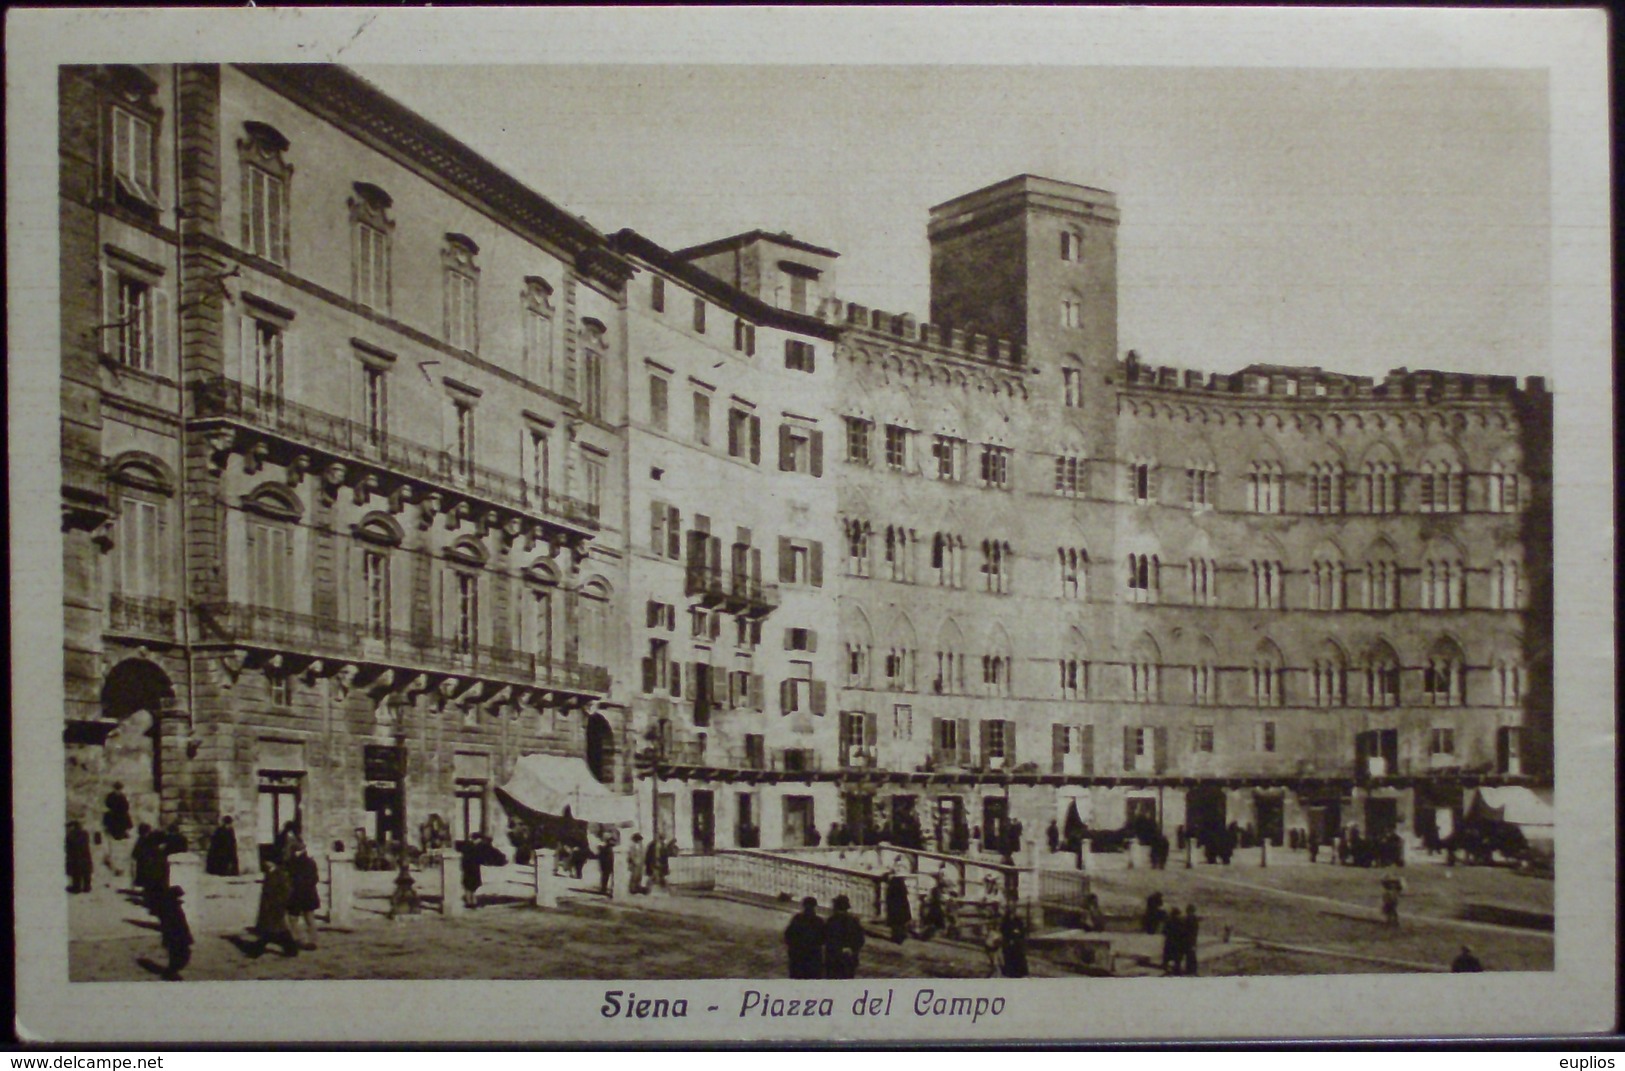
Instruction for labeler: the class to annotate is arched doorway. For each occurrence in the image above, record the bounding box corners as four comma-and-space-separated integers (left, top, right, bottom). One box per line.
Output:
78, 658, 172, 829
585, 713, 616, 785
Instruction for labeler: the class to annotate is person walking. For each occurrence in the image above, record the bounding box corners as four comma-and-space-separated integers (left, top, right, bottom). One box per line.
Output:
133, 824, 172, 912
284, 841, 321, 950
1183, 904, 1202, 976
250, 859, 299, 958
206, 816, 240, 877
596, 834, 615, 897
101, 782, 133, 885
823, 894, 866, 979
155, 885, 193, 981
1380, 874, 1404, 928
458, 832, 496, 909
1161, 907, 1186, 974
66, 820, 95, 894
883, 870, 912, 943
1046, 819, 1060, 855
999, 904, 1030, 978
784, 897, 827, 978
645, 835, 665, 889
628, 833, 646, 895
1451, 945, 1484, 972
1142, 891, 1166, 935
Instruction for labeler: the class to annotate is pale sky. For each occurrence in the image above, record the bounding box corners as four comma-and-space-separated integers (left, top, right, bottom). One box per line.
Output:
355, 64, 1550, 380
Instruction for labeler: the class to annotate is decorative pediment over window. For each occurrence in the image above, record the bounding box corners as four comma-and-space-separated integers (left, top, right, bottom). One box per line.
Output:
349, 182, 395, 228
521, 558, 561, 587
107, 451, 175, 495
240, 482, 304, 521
240, 121, 292, 171
103, 64, 159, 103
103, 66, 163, 211
443, 233, 481, 272
581, 317, 608, 345
445, 535, 489, 567
522, 275, 555, 314
352, 511, 405, 547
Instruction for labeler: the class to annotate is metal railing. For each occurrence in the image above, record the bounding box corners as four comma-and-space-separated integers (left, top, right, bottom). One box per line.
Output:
191, 376, 599, 532
194, 601, 611, 694
666, 852, 716, 889
107, 594, 178, 640
714, 849, 887, 919
684, 565, 780, 616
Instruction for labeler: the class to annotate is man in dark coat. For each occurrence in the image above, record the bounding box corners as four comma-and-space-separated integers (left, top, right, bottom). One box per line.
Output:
1161, 907, 1186, 974
1183, 904, 1202, 976
784, 897, 826, 978
1451, 945, 1484, 972
250, 861, 299, 958
883, 871, 912, 943
285, 842, 321, 949
1046, 819, 1059, 854
101, 783, 133, 882
1142, 891, 1166, 935
458, 833, 498, 908
133, 824, 170, 911
595, 835, 615, 897
206, 816, 240, 877
156, 885, 193, 981
999, 904, 1029, 978
66, 820, 95, 893
823, 894, 866, 979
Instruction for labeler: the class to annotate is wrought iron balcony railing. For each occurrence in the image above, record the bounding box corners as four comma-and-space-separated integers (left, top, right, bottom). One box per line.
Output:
684, 565, 779, 617
107, 594, 178, 640
194, 601, 611, 696
191, 376, 599, 533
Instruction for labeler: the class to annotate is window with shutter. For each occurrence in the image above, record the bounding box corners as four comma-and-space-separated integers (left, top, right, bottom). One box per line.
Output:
956, 718, 972, 767
810, 681, 827, 716
1052, 725, 1067, 775
809, 542, 823, 587
1123, 726, 1137, 772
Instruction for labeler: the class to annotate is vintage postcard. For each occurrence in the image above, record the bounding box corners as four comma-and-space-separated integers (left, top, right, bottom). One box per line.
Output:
7, 6, 1614, 1045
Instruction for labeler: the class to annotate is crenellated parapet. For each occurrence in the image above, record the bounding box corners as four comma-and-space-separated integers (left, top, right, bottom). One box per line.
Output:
1120, 352, 1547, 405
820, 298, 1028, 370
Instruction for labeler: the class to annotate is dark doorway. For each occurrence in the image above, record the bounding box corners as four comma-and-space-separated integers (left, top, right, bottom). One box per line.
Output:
888, 794, 919, 847
363, 744, 406, 846
1355, 729, 1400, 780
1125, 796, 1158, 838
782, 795, 814, 848
94, 659, 175, 824
1364, 796, 1399, 840
586, 713, 616, 785
690, 789, 715, 852
1254, 794, 1285, 846
981, 796, 1009, 853
934, 796, 966, 852
735, 792, 759, 848
1305, 800, 1343, 844
1185, 784, 1227, 847
843, 792, 873, 841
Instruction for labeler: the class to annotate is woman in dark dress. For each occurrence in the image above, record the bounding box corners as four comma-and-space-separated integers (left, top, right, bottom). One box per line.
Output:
884, 872, 912, 943
285, 842, 321, 950
251, 860, 299, 957
999, 905, 1030, 978
206, 816, 240, 877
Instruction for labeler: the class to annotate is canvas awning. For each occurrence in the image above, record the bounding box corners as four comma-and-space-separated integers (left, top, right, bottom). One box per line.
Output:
496, 753, 638, 826
1467, 786, 1554, 835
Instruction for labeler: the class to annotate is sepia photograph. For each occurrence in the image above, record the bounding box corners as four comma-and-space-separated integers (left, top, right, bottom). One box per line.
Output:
9, 6, 1614, 1045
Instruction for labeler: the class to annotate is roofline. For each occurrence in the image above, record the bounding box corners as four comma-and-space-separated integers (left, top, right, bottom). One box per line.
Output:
928, 173, 1117, 214
673, 229, 840, 262
610, 229, 839, 340
234, 64, 634, 290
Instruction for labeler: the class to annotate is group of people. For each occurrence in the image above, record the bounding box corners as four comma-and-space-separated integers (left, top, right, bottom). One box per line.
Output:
1142, 892, 1202, 976
782, 895, 869, 978
247, 834, 323, 958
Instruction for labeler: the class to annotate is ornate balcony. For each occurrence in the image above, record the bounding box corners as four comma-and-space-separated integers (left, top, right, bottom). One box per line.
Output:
106, 594, 178, 642
193, 601, 610, 704
190, 376, 599, 541
685, 565, 779, 618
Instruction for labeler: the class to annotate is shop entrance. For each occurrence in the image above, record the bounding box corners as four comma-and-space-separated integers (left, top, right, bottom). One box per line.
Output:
888, 794, 920, 847
843, 792, 873, 842
1364, 796, 1399, 840
981, 796, 1009, 853
1185, 784, 1227, 848
934, 796, 966, 852
690, 789, 715, 852
1254, 794, 1285, 846
782, 795, 815, 848
363, 744, 406, 847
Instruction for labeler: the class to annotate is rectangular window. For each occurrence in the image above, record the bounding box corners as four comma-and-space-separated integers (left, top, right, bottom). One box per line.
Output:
526, 429, 550, 503
245, 519, 293, 611
893, 704, 913, 741
1061, 299, 1082, 328
1259, 721, 1277, 753
111, 106, 157, 204
362, 365, 388, 445
1062, 367, 1083, 408
112, 275, 159, 373
1055, 455, 1084, 497
788, 274, 809, 314
693, 392, 712, 446
362, 549, 390, 638
453, 402, 476, 478
251, 319, 284, 402
454, 572, 479, 654
933, 436, 962, 481
1194, 725, 1214, 753
1430, 727, 1455, 756
581, 454, 604, 513
355, 222, 390, 312
116, 497, 164, 598
244, 166, 288, 265
650, 276, 665, 312
445, 270, 478, 351
1131, 462, 1152, 504
734, 319, 756, 356
979, 445, 1011, 488
649, 374, 669, 431
692, 297, 707, 333
884, 425, 909, 470
523, 306, 553, 386
785, 340, 816, 373
727, 407, 761, 463
845, 417, 871, 465
581, 350, 604, 420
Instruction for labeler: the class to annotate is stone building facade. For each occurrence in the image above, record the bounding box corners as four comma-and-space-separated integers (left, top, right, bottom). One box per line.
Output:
60, 68, 1551, 869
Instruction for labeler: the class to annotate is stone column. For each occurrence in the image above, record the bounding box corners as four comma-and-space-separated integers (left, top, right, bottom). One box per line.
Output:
1079, 838, 1093, 874
533, 851, 557, 908
441, 849, 463, 916
169, 852, 204, 930
326, 852, 355, 928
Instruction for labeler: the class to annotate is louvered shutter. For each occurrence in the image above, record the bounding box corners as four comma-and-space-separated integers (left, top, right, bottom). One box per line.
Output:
956, 718, 971, 766
809, 542, 823, 587
806, 629, 818, 653
782, 628, 794, 651
641, 656, 656, 694
101, 268, 120, 359
152, 287, 172, 375
809, 680, 827, 716
707, 534, 722, 575
778, 537, 794, 582
1123, 726, 1136, 772
778, 424, 794, 472
810, 431, 824, 477
979, 720, 992, 768
650, 501, 664, 555
1052, 724, 1067, 774
1080, 725, 1094, 775
864, 712, 878, 747
749, 673, 764, 711
1006, 720, 1017, 766
670, 661, 681, 699
667, 508, 681, 559
779, 679, 792, 714
1153, 726, 1168, 773
693, 664, 710, 726
749, 416, 761, 465
750, 547, 762, 584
